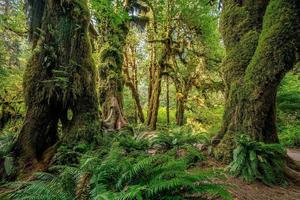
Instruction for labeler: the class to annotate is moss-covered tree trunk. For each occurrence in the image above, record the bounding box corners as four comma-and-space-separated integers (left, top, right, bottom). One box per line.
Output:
174, 83, 186, 126
99, 44, 127, 130
123, 45, 145, 123
13, 0, 100, 169
166, 76, 170, 125
146, 39, 161, 130
146, 28, 173, 129
98, 20, 128, 130
98, 2, 130, 130
146, 65, 162, 130
175, 97, 186, 126
213, 0, 300, 162
146, 38, 172, 129
173, 78, 191, 126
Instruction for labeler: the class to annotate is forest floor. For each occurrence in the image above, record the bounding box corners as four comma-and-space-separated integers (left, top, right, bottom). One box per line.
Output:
226, 177, 300, 200
222, 148, 300, 200
287, 148, 300, 162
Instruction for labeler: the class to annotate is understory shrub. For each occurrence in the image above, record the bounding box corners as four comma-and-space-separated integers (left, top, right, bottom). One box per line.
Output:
2, 135, 231, 200
228, 135, 286, 185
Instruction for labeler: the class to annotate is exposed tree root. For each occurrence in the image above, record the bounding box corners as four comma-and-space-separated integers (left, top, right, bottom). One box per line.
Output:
285, 156, 300, 185
102, 97, 127, 130
286, 155, 300, 171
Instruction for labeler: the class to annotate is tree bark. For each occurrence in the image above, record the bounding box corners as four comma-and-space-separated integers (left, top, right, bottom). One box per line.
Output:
213, 0, 300, 163
13, 0, 100, 170
166, 76, 170, 125
176, 97, 186, 126
123, 46, 145, 123
146, 67, 162, 129
98, 6, 129, 130
175, 84, 189, 126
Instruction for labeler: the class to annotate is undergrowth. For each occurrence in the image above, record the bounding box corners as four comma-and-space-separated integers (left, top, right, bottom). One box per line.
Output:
228, 135, 286, 185
1, 131, 231, 200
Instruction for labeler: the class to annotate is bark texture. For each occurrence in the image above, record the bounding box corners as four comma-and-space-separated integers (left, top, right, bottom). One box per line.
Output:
123, 46, 145, 123
98, 22, 128, 130
13, 0, 100, 168
214, 0, 300, 162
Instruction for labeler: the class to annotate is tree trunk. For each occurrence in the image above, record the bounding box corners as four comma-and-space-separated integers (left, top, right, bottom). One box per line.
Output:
98, 8, 129, 130
123, 74, 145, 124
213, 0, 300, 163
148, 43, 156, 110
146, 40, 161, 130
176, 98, 185, 126
13, 0, 100, 169
146, 67, 162, 130
166, 76, 170, 125
123, 45, 145, 123
175, 86, 188, 126
132, 46, 140, 123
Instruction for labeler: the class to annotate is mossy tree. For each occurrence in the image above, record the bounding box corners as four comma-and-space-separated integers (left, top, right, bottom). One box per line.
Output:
146, 0, 221, 128
94, 0, 148, 130
123, 35, 145, 123
213, 0, 300, 165
13, 0, 100, 172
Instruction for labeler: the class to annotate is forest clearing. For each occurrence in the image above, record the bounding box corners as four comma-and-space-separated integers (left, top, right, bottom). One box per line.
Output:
0, 0, 300, 199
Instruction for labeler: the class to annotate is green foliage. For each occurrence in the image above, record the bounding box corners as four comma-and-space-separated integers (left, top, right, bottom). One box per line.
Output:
277, 73, 300, 147
0, 0, 28, 67
151, 126, 207, 150
87, 142, 230, 200
0, 65, 25, 132
117, 135, 150, 152
0, 133, 15, 158
156, 107, 176, 126
3, 135, 231, 200
0, 133, 16, 182
278, 124, 300, 147
8, 172, 76, 200
91, 0, 129, 31
228, 135, 286, 185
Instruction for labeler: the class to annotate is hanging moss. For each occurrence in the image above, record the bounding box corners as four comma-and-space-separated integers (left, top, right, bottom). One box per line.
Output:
96, 4, 130, 130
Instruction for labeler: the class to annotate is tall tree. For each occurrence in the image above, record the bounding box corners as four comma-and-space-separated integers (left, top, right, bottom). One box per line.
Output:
213, 0, 300, 164
146, 0, 221, 127
123, 37, 145, 123
13, 0, 100, 170
96, 0, 129, 130
95, 0, 148, 129
145, 1, 161, 130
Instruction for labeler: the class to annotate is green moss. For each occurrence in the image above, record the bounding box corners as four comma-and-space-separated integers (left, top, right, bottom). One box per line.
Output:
244, 0, 300, 90
213, 131, 236, 164
220, 3, 250, 49
24, 0, 95, 105
215, 0, 299, 161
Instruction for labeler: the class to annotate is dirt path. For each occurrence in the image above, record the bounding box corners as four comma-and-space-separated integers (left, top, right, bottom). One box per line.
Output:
196, 149, 300, 200
226, 178, 300, 200
287, 148, 300, 162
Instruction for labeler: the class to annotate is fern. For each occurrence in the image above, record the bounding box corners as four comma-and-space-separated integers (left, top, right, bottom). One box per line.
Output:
88, 142, 231, 200
8, 175, 74, 200
151, 127, 206, 150
0, 133, 15, 157
5, 136, 231, 200
228, 134, 286, 185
